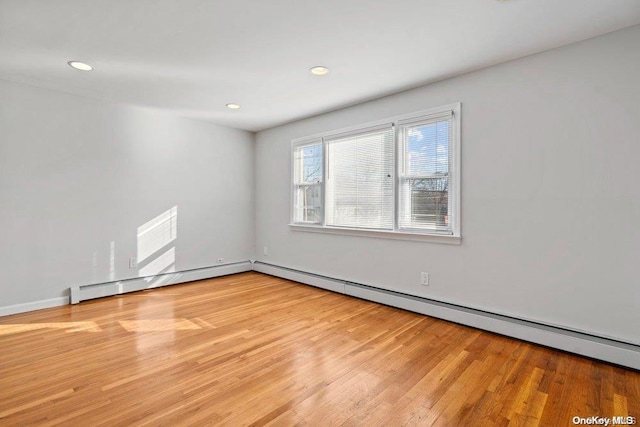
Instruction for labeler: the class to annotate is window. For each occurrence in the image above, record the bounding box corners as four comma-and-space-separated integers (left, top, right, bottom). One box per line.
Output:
398, 111, 454, 234
292, 141, 323, 224
291, 103, 460, 243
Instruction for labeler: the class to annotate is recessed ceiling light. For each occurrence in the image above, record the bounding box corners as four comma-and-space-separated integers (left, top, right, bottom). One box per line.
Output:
310, 66, 329, 76
68, 61, 93, 71
226, 103, 240, 110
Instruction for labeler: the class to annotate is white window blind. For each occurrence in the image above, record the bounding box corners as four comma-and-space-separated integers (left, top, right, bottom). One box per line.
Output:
325, 125, 394, 230
398, 112, 453, 234
292, 141, 323, 224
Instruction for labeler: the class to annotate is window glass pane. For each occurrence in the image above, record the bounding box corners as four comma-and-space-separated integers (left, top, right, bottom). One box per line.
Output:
407, 121, 449, 176
399, 119, 452, 233
294, 184, 322, 223
293, 142, 323, 224
294, 143, 322, 184
325, 128, 394, 230
400, 177, 449, 229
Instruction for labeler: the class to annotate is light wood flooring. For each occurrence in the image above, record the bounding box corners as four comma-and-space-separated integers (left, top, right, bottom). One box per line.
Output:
0, 272, 638, 426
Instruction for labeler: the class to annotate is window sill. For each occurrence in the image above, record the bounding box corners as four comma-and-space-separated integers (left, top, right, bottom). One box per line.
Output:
288, 224, 461, 245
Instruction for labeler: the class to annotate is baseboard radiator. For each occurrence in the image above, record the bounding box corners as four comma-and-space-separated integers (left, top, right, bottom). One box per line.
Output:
69, 261, 252, 304
64, 259, 639, 370
252, 261, 640, 371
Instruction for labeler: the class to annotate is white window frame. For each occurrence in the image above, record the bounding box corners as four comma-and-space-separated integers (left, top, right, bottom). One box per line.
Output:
290, 103, 461, 244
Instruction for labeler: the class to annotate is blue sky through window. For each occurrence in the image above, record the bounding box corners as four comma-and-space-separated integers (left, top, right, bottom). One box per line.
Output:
407, 121, 449, 176
301, 145, 322, 183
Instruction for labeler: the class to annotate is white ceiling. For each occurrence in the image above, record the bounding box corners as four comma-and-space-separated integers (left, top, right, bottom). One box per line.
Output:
1, 0, 639, 132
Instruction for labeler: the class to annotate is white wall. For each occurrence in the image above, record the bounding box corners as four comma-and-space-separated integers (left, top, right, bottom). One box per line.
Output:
0, 80, 254, 307
255, 25, 640, 345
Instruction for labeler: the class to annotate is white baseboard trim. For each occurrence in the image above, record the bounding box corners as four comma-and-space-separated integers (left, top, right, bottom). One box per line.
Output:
7, 260, 640, 370
0, 296, 69, 317
253, 261, 640, 371
70, 261, 253, 304
252, 262, 346, 294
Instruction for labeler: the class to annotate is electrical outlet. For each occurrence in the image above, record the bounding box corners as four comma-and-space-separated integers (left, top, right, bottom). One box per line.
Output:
421, 272, 429, 286
129, 258, 137, 269
263, 246, 269, 256
217, 258, 224, 264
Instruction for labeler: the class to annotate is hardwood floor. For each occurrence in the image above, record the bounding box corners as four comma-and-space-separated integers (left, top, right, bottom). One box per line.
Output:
0, 272, 638, 426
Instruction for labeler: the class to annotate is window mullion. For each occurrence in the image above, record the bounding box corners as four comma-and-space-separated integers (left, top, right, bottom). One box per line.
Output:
321, 138, 326, 226
393, 124, 399, 232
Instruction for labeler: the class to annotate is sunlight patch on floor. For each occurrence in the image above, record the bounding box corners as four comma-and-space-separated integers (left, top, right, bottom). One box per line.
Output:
0, 321, 102, 335
119, 318, 202, 332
